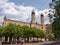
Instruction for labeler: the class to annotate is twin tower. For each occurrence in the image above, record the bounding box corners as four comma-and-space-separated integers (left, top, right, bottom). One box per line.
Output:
31, 10, 44, 25
31, 10, 45, 31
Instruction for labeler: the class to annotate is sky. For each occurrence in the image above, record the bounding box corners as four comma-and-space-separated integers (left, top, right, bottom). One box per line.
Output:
0, 0, 54, 25
9, 0, 51, 10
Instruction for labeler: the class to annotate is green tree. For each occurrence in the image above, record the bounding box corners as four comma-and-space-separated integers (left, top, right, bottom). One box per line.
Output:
31, 27, 45, 38
46, 34, 55, 41
21, 26, 45, 42
16, 25, 23, 41
22, 26, 32, 42
3, 23, 19, 42
2, 23, 45, 42
49, 0, 60, 39
3, 23, 24, 42
0, 26, 3, 37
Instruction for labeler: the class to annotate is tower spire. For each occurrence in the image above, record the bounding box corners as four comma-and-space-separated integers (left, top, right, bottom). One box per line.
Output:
40, 13, 45, 30
31, 10, 36, 23
40, 13, 44, 25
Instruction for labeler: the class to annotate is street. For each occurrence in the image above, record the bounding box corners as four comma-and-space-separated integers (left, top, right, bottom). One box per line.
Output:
40, 43, 51, 45
2, 41, 59, 45
24, 41, 53, 45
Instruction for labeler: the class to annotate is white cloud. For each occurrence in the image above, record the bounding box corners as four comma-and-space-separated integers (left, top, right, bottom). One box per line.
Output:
2, 2, 36, 22
3, 2, 18, 15
2, 2, 36, 15
0, 0, 7, 4
0, 0, 8, 8
0, 16, 4, 25
0, 0, 55, 24
10, 18, 20, 21
0, 16, 4, 22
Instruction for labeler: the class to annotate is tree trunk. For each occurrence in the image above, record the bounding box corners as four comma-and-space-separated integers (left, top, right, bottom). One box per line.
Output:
9, 36, 12, 42
27, 37, 29, 42
5, 36, 8, 41
17, 36, 19, 41
37, 37, 38, 41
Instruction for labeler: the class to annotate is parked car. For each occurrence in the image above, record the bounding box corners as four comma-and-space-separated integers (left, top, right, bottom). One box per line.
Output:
51, 41, 60, 45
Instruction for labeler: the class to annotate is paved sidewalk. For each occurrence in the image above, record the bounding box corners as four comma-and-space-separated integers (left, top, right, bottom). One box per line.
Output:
24, 43, 40, 45
2, 41, 55, 45
24, 41, 54, 45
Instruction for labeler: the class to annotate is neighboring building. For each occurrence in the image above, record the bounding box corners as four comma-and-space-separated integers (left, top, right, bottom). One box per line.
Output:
3, 10, 50, 34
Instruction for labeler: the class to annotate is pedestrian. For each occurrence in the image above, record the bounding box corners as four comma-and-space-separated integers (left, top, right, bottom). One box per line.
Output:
17, 39, 20, 45
20, 38, 25, 45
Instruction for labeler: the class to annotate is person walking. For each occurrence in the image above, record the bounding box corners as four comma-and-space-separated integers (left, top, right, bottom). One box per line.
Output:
20, 38, 25, 45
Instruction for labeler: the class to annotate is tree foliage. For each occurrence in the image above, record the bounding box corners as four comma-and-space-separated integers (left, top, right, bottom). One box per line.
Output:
46, 34, 55, 41
0, 23, 45, 42
49, 0, 60, 38
0, 26, 4, 37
